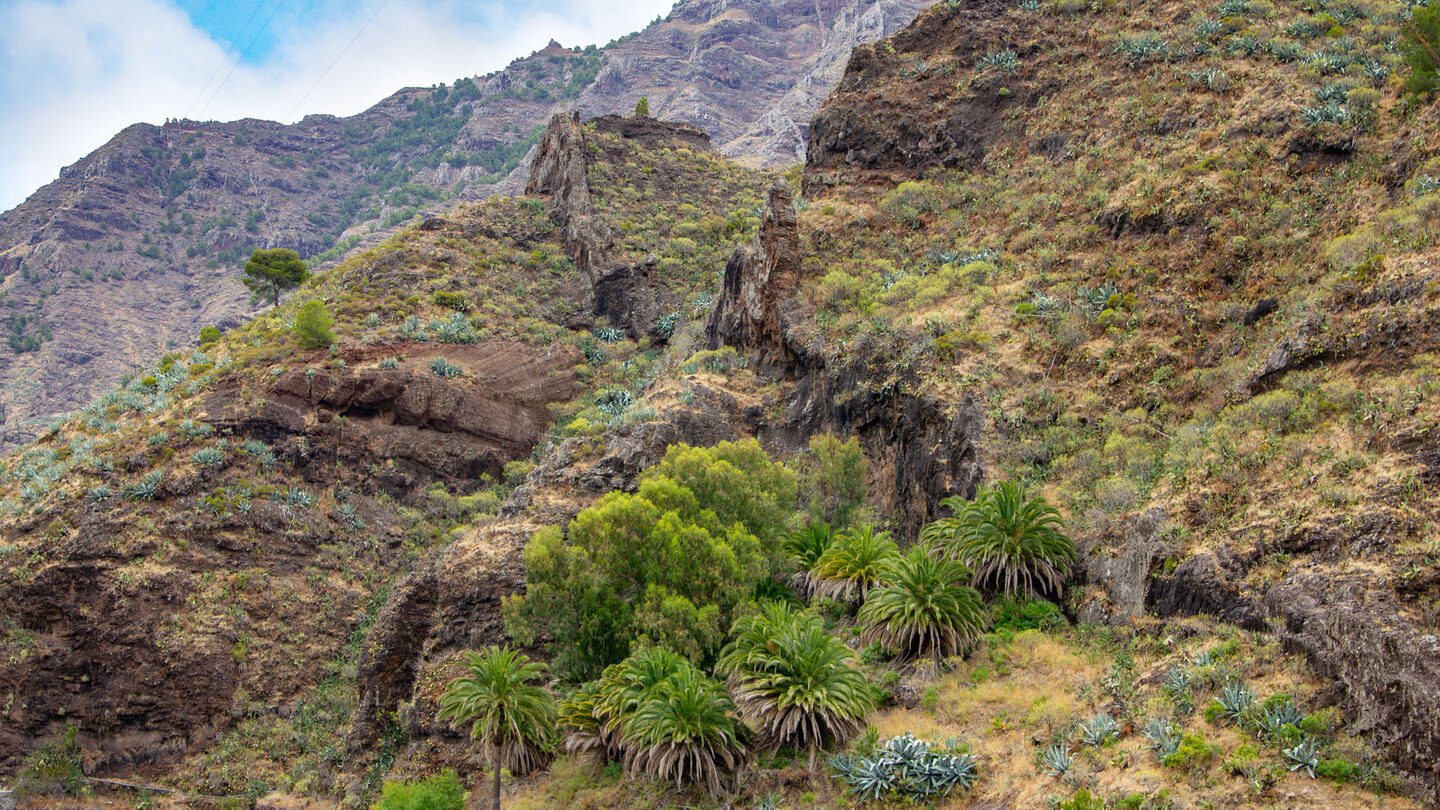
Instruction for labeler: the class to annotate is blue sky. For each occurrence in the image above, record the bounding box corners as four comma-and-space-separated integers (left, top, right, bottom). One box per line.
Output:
0, 0, 675, 212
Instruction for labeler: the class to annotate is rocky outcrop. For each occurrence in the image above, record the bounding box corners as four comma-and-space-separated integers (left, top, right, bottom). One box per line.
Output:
804, 0, 1033, 191
705, 179, 807, 374
1267, 574, 1440, 801
528, 113, 725, 338
202, 343, 580, 490
703, 176, 982, 536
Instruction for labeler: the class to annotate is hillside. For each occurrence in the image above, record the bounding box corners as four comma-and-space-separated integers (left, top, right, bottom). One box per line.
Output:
0, 0, 930, 451
3, 0, 1440, 807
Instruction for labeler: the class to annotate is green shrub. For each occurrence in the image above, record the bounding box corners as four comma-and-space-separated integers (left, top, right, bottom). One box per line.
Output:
1402, 4, 1439, 98
1161, 732, 1220, 772
294, 300, 335, 349
990, 596, 1066, 632
432, 291, 472, 311
1316, 758, 1360, 783
198, 326, 222, 344
370, 769, 466, 810
17, 725, 84, 796
1056, 789, 1107, 810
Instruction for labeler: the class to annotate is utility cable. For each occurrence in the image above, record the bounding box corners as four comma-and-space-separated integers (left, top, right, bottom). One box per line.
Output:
284, 0, 393, 122
196, 0, 288, 121
182, 0, 267, 120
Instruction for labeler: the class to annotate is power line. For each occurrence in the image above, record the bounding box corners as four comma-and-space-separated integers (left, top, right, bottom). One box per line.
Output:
196, 0, 288, 121
182, 0, 268, 120
284, 0, 392, 122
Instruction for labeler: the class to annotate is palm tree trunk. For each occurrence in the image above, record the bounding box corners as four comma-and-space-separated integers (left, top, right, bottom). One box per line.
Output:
491, 744, 502, 810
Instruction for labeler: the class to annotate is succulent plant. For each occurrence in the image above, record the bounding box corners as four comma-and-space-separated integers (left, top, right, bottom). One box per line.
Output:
1079, 714, 1120, 747
1041, 742, 1073, 776
1283, 737, 1320, 778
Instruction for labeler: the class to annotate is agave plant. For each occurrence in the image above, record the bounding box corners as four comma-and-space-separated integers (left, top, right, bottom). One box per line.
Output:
1078, 714, 1120, 747
832, 733, 980, 800
1258, 698, 1306, 737
810, 524, 899, 603
1191, 649, 1214, 667
922, 483, 1076, 599
621, 665, 748, 795
781, 522, 835, 598
717, 603, 875, 769
1040, 742, 1074, 776
1141, 717, 1182, 759
1283, 737, 1320, 778
858, 547, 990, 667
1217, 680, 1256, 722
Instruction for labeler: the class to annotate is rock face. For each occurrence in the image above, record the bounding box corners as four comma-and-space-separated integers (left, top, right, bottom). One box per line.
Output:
578, 0, 933, 168
528, 112, 717, 339
705, 178, 806, 374
804, 0, 1032, 190
0, 1, 933, 451
0, 340, 579, 773
704, 178, 983, 537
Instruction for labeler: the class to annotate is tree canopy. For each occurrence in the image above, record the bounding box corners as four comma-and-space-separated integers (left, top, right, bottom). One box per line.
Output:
242, 248, 310, 308
503, 439, 797, 680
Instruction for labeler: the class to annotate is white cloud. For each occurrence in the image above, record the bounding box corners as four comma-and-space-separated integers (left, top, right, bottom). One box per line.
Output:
0, 0, 674, 212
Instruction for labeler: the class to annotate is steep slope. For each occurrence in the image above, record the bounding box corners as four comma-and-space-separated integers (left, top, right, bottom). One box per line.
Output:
790, 0, 1440, 801
0, 0, 932, 452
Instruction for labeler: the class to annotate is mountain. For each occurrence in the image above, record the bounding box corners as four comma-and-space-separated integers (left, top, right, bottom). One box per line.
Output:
0, 0, 930, 451
3, 0, 1440, 806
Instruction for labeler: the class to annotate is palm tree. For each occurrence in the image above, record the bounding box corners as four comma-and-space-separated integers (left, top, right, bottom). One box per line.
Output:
858, 547, 991, 668
781, 521, 835, 598
620, 664, 748, 795
438, 646, 557, 810
716, 604, 875, 769
922, 482, 1076, 599
591, 646, 689, 758
810, 523, 899, 603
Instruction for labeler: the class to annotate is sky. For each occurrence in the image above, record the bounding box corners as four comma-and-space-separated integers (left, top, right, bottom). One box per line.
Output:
0, 0, 676, 212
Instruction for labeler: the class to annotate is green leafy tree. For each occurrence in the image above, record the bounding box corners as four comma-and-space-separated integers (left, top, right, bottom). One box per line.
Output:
1402, 4, 1440, 98
634, 96, 650, 117
293, 299, 335, 348
504, 441, 796, 680
242, 247, 310, 307
858, 547, 990, 668
921, 482, 1076, 599
437, 646, 556, 810
716, 603, 875, 769
794, 433, 868, 527
810, 523, 899, 603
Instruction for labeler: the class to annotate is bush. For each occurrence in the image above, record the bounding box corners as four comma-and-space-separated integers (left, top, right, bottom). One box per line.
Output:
1402, 4, 1439, 98
432, 291, 472, 311
371, 769, 466, 810
1162, 732, 1221, 772
294, 300, 335, 349
990, 596, 1065, 632
17, 725, 84, 796
794, 433, 867, 528
198, 326, 222, 344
